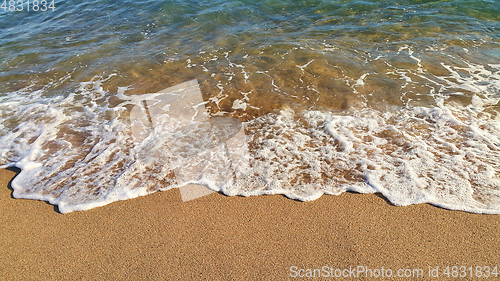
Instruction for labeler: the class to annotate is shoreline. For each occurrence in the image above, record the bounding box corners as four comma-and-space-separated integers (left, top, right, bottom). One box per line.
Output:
1, 168, 499, 280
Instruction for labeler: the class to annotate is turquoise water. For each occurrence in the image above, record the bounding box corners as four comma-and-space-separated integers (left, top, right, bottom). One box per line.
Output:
2, 0, 499, 96
0, 0, 499, 213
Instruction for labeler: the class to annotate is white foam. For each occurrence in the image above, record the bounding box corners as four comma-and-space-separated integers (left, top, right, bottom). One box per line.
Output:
354, 73, 369, 87
1, 55, 499, 214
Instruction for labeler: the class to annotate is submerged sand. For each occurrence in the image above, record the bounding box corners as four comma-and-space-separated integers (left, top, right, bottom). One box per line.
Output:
1, 168, 499, 280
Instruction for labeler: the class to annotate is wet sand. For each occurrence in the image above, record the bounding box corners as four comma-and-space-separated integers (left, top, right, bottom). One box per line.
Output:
1, 168, 499, 280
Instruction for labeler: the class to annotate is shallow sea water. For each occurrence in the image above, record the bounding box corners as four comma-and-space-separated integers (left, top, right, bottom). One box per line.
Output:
0, 0, 499, 213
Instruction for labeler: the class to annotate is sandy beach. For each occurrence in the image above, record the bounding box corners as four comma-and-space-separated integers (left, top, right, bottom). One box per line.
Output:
1, 167, 499, 280
1, 0, 499, 279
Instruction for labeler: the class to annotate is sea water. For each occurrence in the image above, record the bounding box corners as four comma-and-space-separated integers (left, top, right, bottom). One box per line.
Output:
0, 0, 499, 213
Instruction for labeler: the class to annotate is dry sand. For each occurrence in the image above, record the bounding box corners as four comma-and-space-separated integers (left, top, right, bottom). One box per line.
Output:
1, 167, 499, 280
